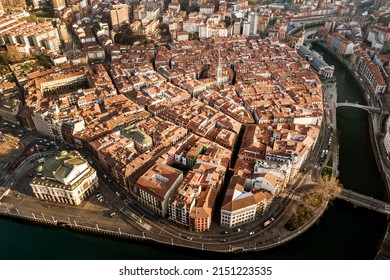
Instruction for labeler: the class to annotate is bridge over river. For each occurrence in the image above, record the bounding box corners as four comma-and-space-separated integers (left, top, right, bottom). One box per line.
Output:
338, 188, 390, 215
336, 102, 385, 113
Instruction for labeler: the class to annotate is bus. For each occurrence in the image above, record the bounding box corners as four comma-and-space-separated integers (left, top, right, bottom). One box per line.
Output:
23, 147, 35, 157
263, 218, 275, 228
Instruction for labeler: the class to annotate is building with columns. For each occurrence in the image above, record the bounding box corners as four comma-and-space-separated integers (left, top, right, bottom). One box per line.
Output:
30, 151, 98, 205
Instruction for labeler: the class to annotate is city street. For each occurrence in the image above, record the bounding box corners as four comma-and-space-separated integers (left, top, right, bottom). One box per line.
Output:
0, 135, 323, 252
0, 43, 345, 253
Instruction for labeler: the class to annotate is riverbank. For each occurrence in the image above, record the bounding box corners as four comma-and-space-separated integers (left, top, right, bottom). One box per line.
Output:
315, 43, 390, 198
0, 169, 325, 254
313, 42, 390, 260
0, 42, 386, 259
0, 118, 332, 254
0, 84, 336, 255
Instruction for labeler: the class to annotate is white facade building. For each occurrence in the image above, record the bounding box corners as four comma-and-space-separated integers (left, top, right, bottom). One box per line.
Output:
383, 118, 390, 157
220, 197, 258, 228
30, 151, 98, 205
183, 19, 202, 33
31, 109, 56, 138
220, 161, 289, 228
248, 12, 258, 35
135, 163, 183, 216
242, 21, 250, 36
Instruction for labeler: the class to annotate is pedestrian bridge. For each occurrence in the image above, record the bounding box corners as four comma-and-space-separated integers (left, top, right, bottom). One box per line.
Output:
336, 102, 385, 113
338, 188, 390, 215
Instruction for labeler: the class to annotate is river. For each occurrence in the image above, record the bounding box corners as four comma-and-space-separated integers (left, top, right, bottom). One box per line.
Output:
0, 46, 387, 260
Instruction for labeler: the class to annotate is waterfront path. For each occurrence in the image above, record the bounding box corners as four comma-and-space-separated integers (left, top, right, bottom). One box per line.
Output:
376, 222, 390, 260
0, 164, 324, 253
315, 42, 390, 259
0, 55, 339, 254
0, 117, 331, 254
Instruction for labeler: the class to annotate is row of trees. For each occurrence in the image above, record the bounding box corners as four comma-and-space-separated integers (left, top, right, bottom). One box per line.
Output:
115, 23, 172, 45
114, 24, 148, 45
0, 52, 52, 69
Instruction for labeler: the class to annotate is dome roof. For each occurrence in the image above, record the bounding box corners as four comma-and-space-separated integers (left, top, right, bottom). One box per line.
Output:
36, 165, 43, 172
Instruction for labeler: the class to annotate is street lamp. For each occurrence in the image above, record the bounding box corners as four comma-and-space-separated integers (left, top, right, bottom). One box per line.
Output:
35, 144, 43, 159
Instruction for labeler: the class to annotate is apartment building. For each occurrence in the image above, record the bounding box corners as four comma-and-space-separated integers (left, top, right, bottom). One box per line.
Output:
135, 163, 183, 217
51, 0, 66, 11
110, 3, 130, 32
357, 56, 387, 94
220, 160, 286, 228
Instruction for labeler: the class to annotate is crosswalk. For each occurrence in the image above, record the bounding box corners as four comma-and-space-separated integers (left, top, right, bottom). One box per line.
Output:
120, 208, 151, 230
123, 198, 133, 205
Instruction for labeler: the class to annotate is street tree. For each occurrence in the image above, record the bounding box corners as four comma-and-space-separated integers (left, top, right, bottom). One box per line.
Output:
320, 174, 342, 201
